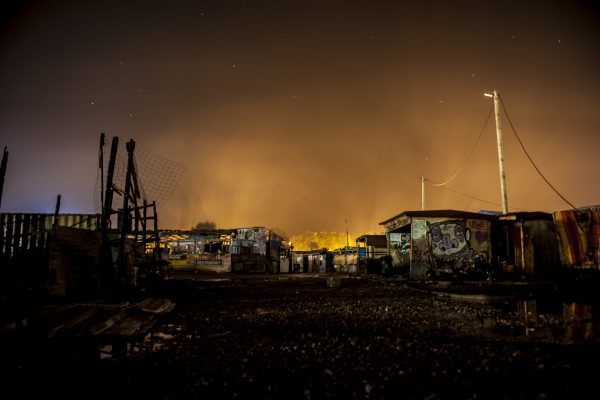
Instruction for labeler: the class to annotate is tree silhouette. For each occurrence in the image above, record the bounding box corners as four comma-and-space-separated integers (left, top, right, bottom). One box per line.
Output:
192, 220, 217, 230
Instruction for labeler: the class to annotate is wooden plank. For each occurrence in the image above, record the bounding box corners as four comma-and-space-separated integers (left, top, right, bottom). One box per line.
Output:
30, 214, 40, 252
0, 213, 6, 260
38, 215, 47, 253
104, 312, 157, 337
5, 213, 13, 260
13, 214, 22, 256
47, 307, 100, 338
87, 309, 129, 336
21, 214, 31, 251
134, 298, 176, 314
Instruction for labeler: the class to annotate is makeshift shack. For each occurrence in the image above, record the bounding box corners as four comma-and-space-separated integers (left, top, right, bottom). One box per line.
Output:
380, 210, 495, 280
553, 207, 600, 269
492, 212, 561, 278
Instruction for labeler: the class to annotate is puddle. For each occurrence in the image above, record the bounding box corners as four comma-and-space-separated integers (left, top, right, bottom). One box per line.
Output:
486, 298, 600, 344
98, 325, 181, 359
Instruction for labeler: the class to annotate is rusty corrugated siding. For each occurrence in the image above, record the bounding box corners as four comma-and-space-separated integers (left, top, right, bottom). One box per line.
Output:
553, 209, 600, 268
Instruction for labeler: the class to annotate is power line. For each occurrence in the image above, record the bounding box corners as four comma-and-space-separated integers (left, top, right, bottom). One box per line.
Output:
430, 180, 530, 211
498, 95, 579, 211
432, 103, 494, 187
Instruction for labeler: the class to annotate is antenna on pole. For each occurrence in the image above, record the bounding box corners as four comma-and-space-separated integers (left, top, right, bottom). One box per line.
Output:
484, 90, 509, 214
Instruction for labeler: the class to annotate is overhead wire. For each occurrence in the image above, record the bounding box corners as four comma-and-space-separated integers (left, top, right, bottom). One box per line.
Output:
423, 98, 531, 212
430, 103, 494, 187
433, 182, 530, 211
498, 95, 579, 212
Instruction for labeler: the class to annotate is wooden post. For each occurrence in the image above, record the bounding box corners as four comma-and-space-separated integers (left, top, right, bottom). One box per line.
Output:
99, 133, 105, 212
142, 199, 147, 246
0, 146, 8, 211
118, 139, 136, 287
100, 136, 119, 292
53, 195, 61, 228
13, 213, 22, 260
21, 214, 31, 252
102, 136, 119, 231
131, 166, 143, 244
152, 201, 161, 260
5, 214, 13, 261
0, 213, 5, 261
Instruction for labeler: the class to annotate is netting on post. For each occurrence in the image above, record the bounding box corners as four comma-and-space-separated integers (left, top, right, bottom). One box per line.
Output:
94, 140, 188, 215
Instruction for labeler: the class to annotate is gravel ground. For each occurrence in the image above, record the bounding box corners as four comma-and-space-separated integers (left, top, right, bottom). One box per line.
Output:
3, 275, 599, 399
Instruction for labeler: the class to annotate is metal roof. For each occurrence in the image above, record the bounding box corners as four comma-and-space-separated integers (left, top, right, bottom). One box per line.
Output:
379, 209, 498, 226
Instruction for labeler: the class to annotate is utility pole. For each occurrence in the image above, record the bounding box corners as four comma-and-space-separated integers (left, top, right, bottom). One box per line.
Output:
344, 217, 349, 274
421, 176, 426, 211
485, 90, 509, 215
345, 217, 349, 247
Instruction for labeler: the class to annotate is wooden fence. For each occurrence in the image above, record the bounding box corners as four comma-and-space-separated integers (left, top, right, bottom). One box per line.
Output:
0, 213, 101, 262
0, 213, 101, 296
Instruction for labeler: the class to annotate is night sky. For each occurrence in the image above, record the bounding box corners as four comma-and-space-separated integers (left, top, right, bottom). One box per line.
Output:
1, 0, 599, 236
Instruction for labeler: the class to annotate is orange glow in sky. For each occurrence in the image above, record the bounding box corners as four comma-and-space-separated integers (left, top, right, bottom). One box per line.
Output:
1, 0, 599, 236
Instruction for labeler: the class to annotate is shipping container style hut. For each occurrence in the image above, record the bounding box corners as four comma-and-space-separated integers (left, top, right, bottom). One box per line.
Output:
356, 235, 388, 258
332, 236, 387, 275
291, 250, 308, 273
333, 246, 360, 273
292, 249, 334, 273
380, 210, 495, 280
492, 212, 561, 279
356, 234, 388, 274
279, 241, 293, 273
553, 207, 600, 270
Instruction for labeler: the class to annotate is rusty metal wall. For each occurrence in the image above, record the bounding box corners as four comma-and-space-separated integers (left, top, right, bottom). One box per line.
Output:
553, 209, 600, 268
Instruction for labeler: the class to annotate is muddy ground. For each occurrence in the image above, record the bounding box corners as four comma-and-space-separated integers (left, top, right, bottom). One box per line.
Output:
2, 274, 599, 399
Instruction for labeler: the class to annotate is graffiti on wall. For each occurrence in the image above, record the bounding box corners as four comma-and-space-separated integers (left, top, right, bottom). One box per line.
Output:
389, 232, 411, 269
426, 219, 489, 276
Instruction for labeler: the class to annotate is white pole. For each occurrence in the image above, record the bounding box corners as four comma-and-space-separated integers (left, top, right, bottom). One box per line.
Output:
421, 176, 426, 211
345, 217, 349, 247
492, 90, 509, 214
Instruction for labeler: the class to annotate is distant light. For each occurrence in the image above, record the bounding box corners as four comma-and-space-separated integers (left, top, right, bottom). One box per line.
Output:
483, 93, 494, 98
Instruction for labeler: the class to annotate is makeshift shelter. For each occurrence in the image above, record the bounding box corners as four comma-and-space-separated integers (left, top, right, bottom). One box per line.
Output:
380, 210, 495, 280
553, 207, 600, 269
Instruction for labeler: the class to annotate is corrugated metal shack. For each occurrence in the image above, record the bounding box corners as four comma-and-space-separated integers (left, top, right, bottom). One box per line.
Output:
292, 249, 334, 273
380, 209, 576, 281
492, 212, 561, 278
553, 206, 600, 269
333, 246, 359, 273
332, 236, 387, 274
380, 210, 495, 280
356, 234, 388, 274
